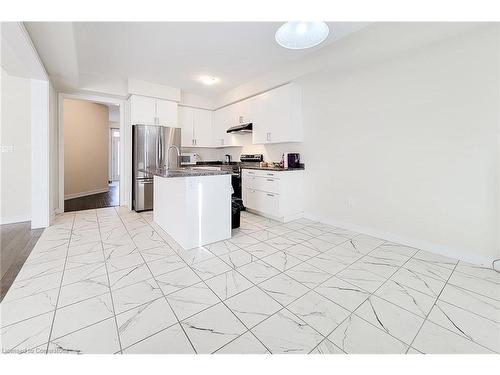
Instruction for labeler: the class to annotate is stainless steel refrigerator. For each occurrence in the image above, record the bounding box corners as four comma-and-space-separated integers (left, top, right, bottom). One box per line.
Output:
132, 125, 181, 211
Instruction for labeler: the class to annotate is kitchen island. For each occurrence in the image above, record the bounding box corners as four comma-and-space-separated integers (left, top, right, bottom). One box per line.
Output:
145, 168, 232, 249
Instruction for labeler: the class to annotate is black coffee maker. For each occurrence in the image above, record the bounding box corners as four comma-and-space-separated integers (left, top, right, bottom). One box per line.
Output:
287, 153, 300, 168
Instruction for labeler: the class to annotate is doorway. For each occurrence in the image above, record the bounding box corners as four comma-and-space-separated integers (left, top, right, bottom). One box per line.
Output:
61, 97, 123, 212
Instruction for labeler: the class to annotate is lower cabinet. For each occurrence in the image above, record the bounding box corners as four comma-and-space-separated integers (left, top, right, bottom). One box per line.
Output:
242, 169, 304, 222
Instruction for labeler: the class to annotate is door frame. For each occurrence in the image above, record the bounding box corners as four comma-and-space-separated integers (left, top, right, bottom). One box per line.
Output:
109, 127, 120, 182
58, 92, 126, 213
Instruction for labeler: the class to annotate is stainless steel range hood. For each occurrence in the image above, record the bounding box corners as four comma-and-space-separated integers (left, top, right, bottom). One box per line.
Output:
226, 123, 252, 134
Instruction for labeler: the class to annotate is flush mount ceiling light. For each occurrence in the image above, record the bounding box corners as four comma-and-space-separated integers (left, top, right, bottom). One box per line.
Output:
199, 75, 219, 85
275, 22, 330, 50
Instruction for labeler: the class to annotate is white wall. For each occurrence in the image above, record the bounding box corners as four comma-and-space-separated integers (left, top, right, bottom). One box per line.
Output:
49, 81, 58, 218
0, 67, 32, 224
298, 25, 499, 264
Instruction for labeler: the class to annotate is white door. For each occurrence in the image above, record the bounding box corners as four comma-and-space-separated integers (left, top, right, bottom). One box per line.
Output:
130, 95, 156, 125
193, 108, 213, 147
178, 106, 194, 147
110, 128, 120, 181
156, 99, 178, 127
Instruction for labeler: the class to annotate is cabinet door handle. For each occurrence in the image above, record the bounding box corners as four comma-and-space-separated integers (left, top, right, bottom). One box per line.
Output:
267, 178, 274, 181
267, 193, 274, 197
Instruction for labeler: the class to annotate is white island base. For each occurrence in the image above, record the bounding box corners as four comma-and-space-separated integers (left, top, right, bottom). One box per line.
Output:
153, 174, 232, 249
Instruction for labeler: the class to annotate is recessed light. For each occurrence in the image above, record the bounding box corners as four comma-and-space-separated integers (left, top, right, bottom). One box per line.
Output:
199, 75, 219, 85
275, 22, 330, 50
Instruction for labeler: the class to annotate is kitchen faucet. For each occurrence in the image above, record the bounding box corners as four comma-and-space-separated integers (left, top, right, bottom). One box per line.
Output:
166, 145, 181, 170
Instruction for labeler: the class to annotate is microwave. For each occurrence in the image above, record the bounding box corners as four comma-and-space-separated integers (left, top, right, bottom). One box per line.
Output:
180, 153, 197, 165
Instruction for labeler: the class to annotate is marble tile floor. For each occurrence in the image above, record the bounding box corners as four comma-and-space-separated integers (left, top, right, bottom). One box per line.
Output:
1, 207, 499, 354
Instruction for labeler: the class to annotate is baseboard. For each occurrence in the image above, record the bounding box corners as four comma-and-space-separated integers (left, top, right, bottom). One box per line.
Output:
303, 212, 496, 267
64, 188, 109, 200
0, 214, 31, 225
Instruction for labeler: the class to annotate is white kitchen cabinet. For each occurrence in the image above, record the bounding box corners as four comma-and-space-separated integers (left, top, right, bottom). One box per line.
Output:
212, 99, 254, 147
252, 83, 302, 144
179, 106, 195, 147
130, 95, 156, 125
129, 95, 178, 127
242, 168, 304, 222
156, 99, 178, 127
179, 106, 213, 147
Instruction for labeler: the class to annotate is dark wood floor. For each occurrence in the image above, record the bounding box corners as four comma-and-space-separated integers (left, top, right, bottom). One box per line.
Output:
1, 221, 44, 302
64, 182, 119, 212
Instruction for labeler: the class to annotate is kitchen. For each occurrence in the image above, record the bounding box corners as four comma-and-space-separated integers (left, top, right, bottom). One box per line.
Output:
1, 18, 499, 358
130, 82, 306, 248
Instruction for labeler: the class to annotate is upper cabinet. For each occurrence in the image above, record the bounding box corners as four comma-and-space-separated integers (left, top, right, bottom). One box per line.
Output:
130, 95, 178, 127
252, 83, 302, 144
212, 83, 302, 146
178, 106, 213, 147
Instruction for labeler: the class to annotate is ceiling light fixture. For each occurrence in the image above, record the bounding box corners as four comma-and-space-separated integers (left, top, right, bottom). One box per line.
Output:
199, 75, 219, 85
275, 22, 330, 50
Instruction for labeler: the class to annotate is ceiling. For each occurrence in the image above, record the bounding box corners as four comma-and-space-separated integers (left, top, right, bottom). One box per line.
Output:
24, 22, 368, 98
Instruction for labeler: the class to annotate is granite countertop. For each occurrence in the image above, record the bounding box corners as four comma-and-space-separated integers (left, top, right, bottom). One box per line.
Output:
241, 166, 305, 171
141, 168, 230, 178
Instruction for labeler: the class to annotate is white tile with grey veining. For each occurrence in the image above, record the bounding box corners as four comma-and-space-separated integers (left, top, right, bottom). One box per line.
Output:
112, 278, 163, 314
155, 266, 201, 295
329, 314, 408, 354
285, 263, 331, 289
177, 246, 215, 265
205, 269, 253, 300
283, 243, 321, 261
1, 311, 54, 353
403, 258, 454, 282
51, 293, 114, 339
123, 324, 194, 353
181, 303, 247, 353
261, 251, 302, 272
335, 264, 387, 293
281, 230, 313, 243
237, 260, 280, 284
438, 283, 500, 323
288, 291, 350, 336
315, 276, 370, 312
1, 288, 58, 327
61, 261, 107, 285
146, 254, 186, 277
389, 267, 446, 297
263, 236, 298, 251
448, 268, 500, 301
375, 280, 436, 318
259, 273, 309, 306
57, 274, 109, 307
412, 250, 458, 269
301, 237, 336, 253
306, 251, 353, 275
204, 240, 240, 256
108, 263, 154, 291
244, 242, 280, 259
337, 237, 382, 254
226, 287, 281, 328
355, 295, 424, 345
2, 272, 62, 302
190, 257, 232, 280
48, 317, 120, 354
219, 249, 257, 269
427, 300, 500, 353
412, 320, 492, 354
310, 338, 344, 354
216, 331, 270, 354
251, 309, 323, 354
116, 297, 177, 349
228, 234, 261, 248
14, 257, 66, 281
138, 244, 176, 262
166, 282, 220, 320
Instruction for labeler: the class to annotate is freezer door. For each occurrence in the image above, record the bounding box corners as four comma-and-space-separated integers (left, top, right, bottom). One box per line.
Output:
134, 179, 154, 211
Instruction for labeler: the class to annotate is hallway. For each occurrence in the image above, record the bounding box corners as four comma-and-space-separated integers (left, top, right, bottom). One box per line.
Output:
64, 182, 119, 212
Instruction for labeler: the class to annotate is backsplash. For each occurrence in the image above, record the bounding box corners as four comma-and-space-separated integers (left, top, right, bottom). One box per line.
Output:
182, 140, 303, 164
